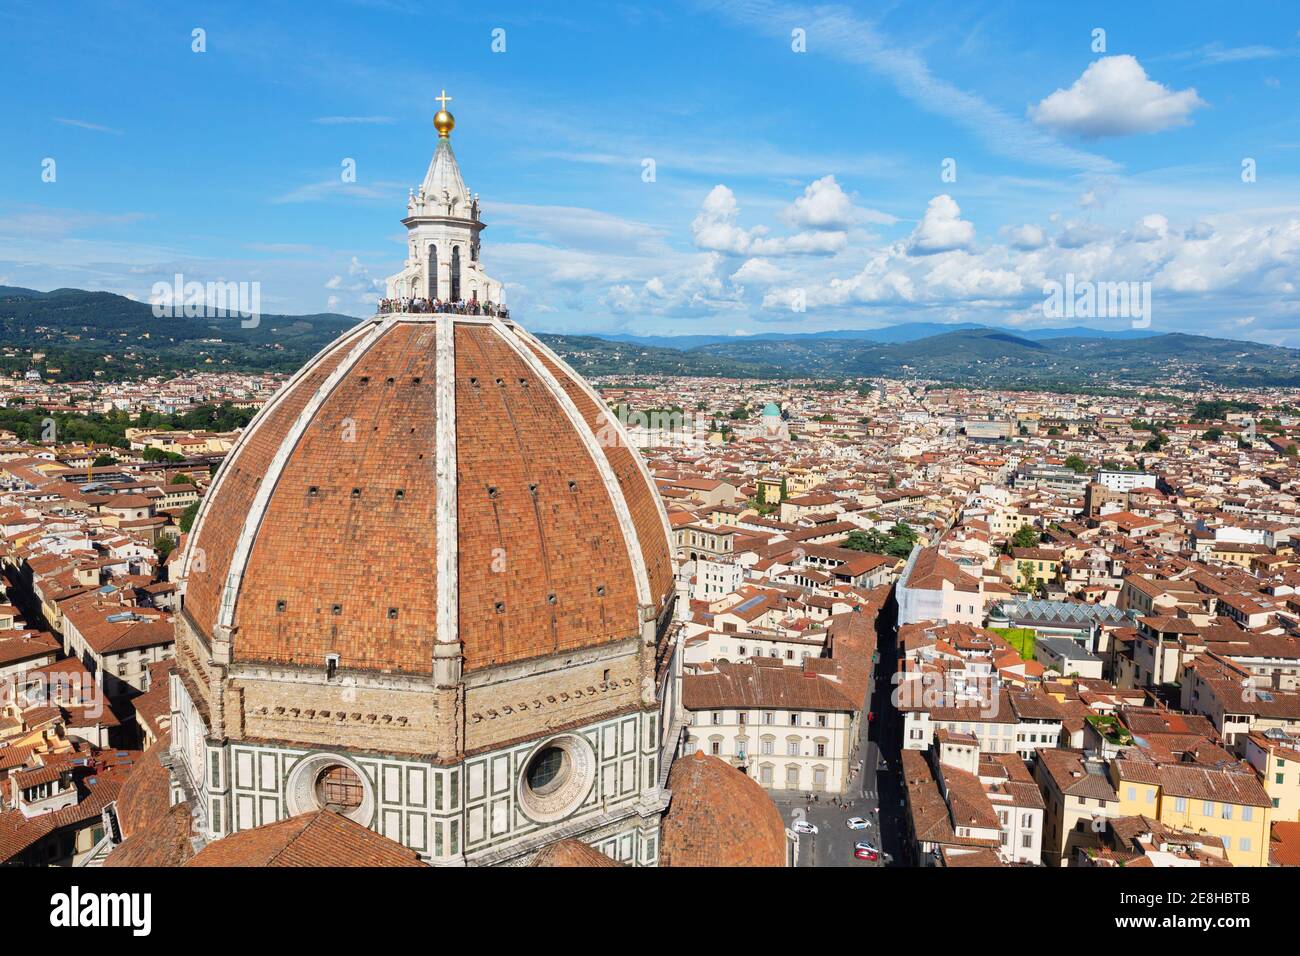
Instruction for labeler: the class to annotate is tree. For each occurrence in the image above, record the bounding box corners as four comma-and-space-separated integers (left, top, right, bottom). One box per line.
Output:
178, 501, 200, 533
1012, 524, 1040, 549
1201, 427, 1224, 442
92, 453, 117, 467
143, 446, 184, 463
844, 523, 917, 558
169, 472, 193, 485
1063, 454, 1087, 474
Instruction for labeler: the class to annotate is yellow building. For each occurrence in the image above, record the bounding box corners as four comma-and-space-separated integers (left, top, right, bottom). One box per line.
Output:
1244, 730, 1300, 822
1111, 757, 1272, 866
756, 476, 783, 505
1011, 547, 1061, 589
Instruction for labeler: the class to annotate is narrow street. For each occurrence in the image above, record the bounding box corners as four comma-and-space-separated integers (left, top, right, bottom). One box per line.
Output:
775, 592, 906, 867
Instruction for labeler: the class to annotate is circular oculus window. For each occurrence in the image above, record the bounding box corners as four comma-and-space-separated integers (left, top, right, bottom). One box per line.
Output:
285, 752, 375, 825
517, 734, 596, 823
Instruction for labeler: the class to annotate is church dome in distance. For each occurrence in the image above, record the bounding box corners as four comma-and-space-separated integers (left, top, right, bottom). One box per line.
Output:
660, 752, 789, 867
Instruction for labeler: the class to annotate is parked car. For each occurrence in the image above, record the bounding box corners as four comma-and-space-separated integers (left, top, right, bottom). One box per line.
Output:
854, 841, 880, 861
846, 817, 869, 830
792, 820, 818, 835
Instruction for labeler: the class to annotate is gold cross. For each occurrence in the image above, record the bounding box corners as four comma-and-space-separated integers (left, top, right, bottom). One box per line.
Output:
436, 89, 452, 111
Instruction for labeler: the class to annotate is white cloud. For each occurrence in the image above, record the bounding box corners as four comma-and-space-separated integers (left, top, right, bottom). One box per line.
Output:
691, 185, 760, 255
1131, 214, 1170, 243
1055, 220, 1108, 248
783, 175, 893, 230
908, 195, 975, 255
491, 202, 668, 255
1028, 55, 1206, 138
271, 178, 406, 205
730, 257, 791, 287
1004, 224, 1047, 250
54, 117, 123, 134
754, 194, 1300, 345
709, 0, 1116, 173
691, 184, 847, 256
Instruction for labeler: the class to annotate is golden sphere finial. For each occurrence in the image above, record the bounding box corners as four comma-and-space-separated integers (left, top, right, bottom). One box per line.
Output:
434, 89, 454, 138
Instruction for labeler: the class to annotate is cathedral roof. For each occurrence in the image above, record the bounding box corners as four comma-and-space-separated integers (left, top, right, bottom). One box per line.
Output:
181, 316, 674, 674
660, 751, 788, 867
103, 732, 196, 868
529, 838, 622, 867
184, 810, 424, 867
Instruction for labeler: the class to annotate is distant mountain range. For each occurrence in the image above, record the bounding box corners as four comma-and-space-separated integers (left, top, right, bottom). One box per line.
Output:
3, 286, 1298, 391
585, 322, 1164, 349
538, 326, 1300, 391
0, 286, 355, 379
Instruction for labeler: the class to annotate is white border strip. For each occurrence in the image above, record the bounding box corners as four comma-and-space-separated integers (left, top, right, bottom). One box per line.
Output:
435, 315, 459, 646
179, 320, 377, 586
493, 321, 652, 607
216, 317, 396, 630
510, 325, 675, 595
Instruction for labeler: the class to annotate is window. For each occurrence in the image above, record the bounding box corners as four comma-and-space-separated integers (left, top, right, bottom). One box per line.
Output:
1277, 773, 1285, 785
815, 744, 826, 758
1145, 788, 1155, 804
1126, 786, 1136, 801
1203, 801, 1215, 817
1022, 833, 1033, 849
315, 765, 364, 814
761, 738, 774, 756
787, 740, 799, 756
1221, 804, 1233, 820
710, 740, 720, 756
790, 713, 801, 727
817, 714, 827, 728
712, 712, 723, 725
760, 765, 773, 785
813, 768, 826, 786
785, 766, 799, 786
1174, 797, 1187, 813
525, 745, 570, 798
1242, 806, 1254, 822
1239, 836, 1251, 852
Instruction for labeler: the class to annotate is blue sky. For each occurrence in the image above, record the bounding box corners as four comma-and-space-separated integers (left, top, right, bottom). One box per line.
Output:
3, 0, 1299, 343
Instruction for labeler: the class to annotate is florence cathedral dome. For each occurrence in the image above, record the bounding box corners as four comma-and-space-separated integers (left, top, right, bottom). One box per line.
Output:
160, 100, 681, 867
